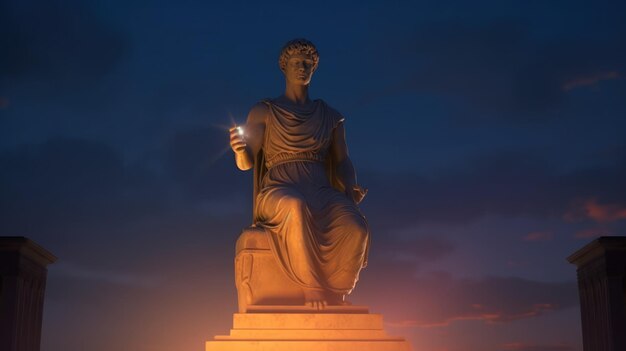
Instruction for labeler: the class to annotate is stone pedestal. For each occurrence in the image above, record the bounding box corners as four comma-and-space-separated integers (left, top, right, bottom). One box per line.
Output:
568, 236, 626, 351
219, 228, 413, 350
0, 237, 56, 351
206, 306, 412, 351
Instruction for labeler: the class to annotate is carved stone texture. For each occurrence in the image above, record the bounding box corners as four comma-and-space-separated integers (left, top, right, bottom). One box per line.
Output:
235, 226, 305, 313
206, 311, 413, 351
568, 236, 626, 351
0, 237, 57, 351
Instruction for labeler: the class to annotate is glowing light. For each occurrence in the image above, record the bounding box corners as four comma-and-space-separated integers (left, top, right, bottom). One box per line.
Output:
237, 126, 244, 136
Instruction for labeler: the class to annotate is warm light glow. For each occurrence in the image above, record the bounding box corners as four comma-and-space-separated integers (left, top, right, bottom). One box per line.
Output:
237, 126, 244, 136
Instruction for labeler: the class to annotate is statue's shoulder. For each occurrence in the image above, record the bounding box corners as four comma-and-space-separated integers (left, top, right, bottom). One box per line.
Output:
317, 99, 346, 126
247, 100, 271, 123
252, 99, 273, 111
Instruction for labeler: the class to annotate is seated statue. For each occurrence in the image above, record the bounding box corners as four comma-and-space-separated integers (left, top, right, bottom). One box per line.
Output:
229, 38, 370, 311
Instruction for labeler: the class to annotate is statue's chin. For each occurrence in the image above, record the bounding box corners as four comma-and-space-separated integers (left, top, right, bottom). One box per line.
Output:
285, 76, 312, 86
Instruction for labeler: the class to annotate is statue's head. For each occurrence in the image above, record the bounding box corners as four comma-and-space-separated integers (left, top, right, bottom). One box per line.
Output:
279, 38, 319, 85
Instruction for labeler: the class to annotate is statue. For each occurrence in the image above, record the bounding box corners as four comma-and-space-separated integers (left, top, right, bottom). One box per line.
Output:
228, 39, 370, 310
207, 38, 411, 351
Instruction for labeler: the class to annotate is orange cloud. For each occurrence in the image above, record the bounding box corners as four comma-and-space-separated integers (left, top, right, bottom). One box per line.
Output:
565, 198, 626, 223
562, 71, 620, 91
523, 231, 553, 242
584, 199, 626, 222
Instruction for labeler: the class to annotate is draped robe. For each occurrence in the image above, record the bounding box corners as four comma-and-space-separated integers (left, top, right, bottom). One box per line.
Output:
252, 98, 370, 295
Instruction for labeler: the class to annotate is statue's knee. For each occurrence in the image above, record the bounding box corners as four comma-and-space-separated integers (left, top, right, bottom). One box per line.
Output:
280, 192, 306, 210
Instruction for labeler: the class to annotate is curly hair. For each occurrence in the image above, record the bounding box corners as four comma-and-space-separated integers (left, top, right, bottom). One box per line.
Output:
278, 38, 320, 70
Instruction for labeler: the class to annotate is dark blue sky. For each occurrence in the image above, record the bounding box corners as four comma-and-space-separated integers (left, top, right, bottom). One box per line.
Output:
2, 1, 626, 350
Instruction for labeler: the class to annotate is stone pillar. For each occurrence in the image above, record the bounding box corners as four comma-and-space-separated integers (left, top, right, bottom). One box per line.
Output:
0, 237, 57, 351
568, 236, 626, 351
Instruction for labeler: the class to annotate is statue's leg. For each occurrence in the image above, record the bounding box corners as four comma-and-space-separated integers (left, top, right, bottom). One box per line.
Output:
325, 213, 369, 304
278, 194, 332, 310
258, 185, 369, 308
259, 187, 330, 308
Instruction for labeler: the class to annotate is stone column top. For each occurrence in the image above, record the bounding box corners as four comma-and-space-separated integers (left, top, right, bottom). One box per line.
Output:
567, 236, 626, 268
0, 236, 57, 268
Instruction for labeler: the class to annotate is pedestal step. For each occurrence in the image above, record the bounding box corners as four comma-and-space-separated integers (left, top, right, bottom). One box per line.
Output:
245, 304, 370, 314
206, 340, 411, 351
233, 313, 384, 329
218, 328, 392, 340
206, 308, 413, 351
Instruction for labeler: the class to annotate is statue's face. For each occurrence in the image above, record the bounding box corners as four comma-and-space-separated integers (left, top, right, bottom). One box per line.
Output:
282, 53, 316, 85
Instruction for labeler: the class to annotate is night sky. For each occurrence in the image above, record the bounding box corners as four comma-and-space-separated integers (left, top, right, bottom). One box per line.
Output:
2, 1, 626, 350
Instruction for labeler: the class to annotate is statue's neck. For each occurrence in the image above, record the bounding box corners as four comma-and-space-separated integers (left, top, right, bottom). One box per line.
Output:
283, 83, 310, 105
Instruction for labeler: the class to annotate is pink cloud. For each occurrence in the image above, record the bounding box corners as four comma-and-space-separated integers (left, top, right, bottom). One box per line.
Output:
523, 231, 553, 242
565, 198, 626, 223
584, 199, 626, 222
501, 342, 574, 351
562, 71, 620, 91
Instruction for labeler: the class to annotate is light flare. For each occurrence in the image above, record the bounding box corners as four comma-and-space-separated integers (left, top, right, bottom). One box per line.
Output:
205, 111, 245, 167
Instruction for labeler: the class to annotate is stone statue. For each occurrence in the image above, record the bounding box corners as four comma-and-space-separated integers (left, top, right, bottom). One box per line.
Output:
229, 39, 370, 311
208, 39, 411, 351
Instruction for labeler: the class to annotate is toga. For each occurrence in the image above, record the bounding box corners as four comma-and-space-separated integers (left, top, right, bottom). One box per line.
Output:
252, 98, 370, 295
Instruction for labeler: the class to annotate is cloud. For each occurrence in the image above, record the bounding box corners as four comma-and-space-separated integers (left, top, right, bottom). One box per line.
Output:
0, 137, 169, 237
565, 198, 626, 223
359, 148, 626, 231
581, 198, 626, 223
356, 263, 578, 328
522, 231, 553, 242
387, 302, 558, 328
500, 342, 575, 351
366, 17, 626, 120
563, 71, 621, 91
0, 0, 129, 89
0, 133, 255, 270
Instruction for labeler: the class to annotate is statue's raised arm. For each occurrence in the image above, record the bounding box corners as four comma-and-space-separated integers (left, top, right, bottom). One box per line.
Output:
229, 103, 267, 171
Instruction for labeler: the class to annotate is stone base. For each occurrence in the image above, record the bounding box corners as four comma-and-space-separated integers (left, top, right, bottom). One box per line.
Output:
206, 306, 412, 351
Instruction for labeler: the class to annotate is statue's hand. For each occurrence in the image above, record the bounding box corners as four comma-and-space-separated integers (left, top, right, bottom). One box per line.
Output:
229, 126, 247, 155
351, 185, 368, 204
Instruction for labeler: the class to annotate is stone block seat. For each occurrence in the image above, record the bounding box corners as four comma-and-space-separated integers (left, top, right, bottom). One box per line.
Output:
235, 225, 306, 313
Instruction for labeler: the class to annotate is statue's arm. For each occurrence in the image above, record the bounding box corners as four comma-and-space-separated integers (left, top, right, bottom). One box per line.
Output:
330, 122, 361, 202
233, 103, 267, 171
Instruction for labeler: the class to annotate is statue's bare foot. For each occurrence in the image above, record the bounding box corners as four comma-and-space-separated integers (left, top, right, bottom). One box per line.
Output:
304, 289, 327, 310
